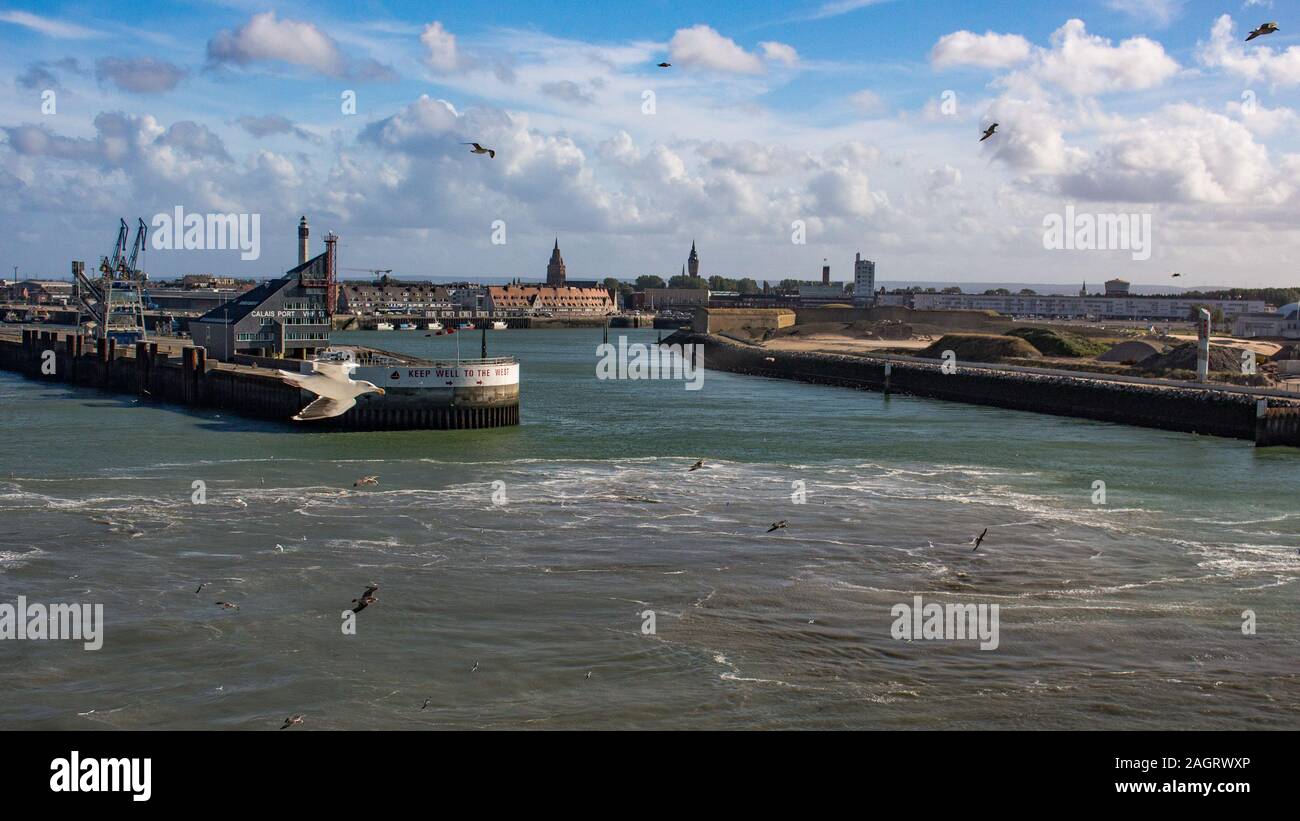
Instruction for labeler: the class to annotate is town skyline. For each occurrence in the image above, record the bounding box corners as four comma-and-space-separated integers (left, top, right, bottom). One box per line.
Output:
2, 1, 1298, 286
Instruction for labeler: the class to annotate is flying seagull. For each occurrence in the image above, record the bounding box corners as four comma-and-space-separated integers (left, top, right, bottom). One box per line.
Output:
1171, 272, 1182, 278
216, 600, 239, 610
461, 142, 496, 158
421, 698, 431, 711
971, 528, 988, 551
280, 714, 304, 730
657, 62, 671, 68
980, 123, 999, 142
195, 582, 207, 594
688, 458, 704, 472
1246, 22, 1279, 42
276, 361, 384, 422
351, 584, 379, 613
471, 661, 479, 673
353, 475, 380, 488
767, 520, 788, 533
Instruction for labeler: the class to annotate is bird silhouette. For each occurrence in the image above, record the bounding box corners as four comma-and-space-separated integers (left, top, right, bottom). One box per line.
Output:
688, 458, 704, 472
971, 528, 988, 551
657, 62, 671, 68
980, 123, 999, 142
280, 714, 304, 730
767, 520, 788, 533
461, 142, 496, 158
1246, 22, 1279, 42
353, 475, 379, 488
350, 584, 379, 613
215, 600, 239, 610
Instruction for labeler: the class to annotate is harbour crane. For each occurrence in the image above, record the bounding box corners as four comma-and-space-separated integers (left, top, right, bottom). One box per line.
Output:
120, 218, 148, 277
77, 218, 150, 343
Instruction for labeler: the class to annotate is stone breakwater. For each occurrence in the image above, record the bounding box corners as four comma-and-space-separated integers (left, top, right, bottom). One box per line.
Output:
667, 331, 1300, 447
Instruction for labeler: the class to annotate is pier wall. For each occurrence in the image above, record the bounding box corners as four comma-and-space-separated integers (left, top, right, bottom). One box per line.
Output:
0, 331, 519, 431
672, 331, 1300, 447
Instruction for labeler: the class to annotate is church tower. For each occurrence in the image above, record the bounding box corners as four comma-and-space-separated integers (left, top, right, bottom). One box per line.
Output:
687, 240, 700, 279
546, 239, 567, 287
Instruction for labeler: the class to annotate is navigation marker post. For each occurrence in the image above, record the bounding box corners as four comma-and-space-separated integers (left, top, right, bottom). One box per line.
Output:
1197, 308, 1211, 383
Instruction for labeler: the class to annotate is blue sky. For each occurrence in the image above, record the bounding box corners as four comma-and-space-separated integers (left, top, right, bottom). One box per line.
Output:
1, 0, 1297, 287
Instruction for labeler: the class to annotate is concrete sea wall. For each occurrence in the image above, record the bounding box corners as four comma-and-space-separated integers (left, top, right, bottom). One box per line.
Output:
0, 330, 519, 431
671, 331, 1300, 447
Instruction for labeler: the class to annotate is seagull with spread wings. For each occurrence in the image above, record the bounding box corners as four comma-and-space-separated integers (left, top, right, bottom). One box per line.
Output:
276, 361, 384, 422
1246, 22, 1279, 42
351, 584, 380, 614
461, 142, 496, 158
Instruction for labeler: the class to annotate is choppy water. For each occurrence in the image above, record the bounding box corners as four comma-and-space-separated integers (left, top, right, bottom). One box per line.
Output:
1, 328, 1298, 729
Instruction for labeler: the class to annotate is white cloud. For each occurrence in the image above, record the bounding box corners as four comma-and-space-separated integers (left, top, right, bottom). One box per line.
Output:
759, 41, 800, 68
1226, 98, 1298, 138
0, 10, 101, 39
236, 115, 322, 144
849, 89, 885, 113
1059, 104, 1280, 204
420, 21, 461, 72
801, 0, 897, 21
1027, 19, 1179, 96
669, 25, 764, 74
207, 12, 348, 78
982, 96, 1086, 175
931, 30, 1032, 69
96, 57, 188, 93
926, 164, 962, 191
1198, 14, 1300, 87
1104, 0, 1185, 27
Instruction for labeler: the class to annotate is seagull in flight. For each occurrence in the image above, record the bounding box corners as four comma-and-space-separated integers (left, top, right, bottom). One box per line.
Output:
1171, 272, 1182, 278
657, 62, 671, 68
195, 582, 207, 594
1246, 22, 1279, 42
353, 475, 380, 488
461, 142, 496, 158
688, 458, 704, 472
471, 661, 479, 673
971, 528, 988, 551
980, 123, 999, 142
350, 584, 379, 613
276, 361, 384, 422
421, 698, 431, 711
280, 714, 304, 730
767, 520, 788, 533
215, 600, 239, 610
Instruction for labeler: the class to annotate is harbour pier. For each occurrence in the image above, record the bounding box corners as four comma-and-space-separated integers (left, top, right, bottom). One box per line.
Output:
0, 328, 520, 431
670, 330, 1300, 448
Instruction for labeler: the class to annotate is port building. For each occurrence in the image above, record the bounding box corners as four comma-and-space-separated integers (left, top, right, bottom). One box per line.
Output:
189, 233, 336, 360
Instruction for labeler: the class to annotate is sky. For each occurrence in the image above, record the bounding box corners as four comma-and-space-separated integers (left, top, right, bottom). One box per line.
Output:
1, 0, 1298, 288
